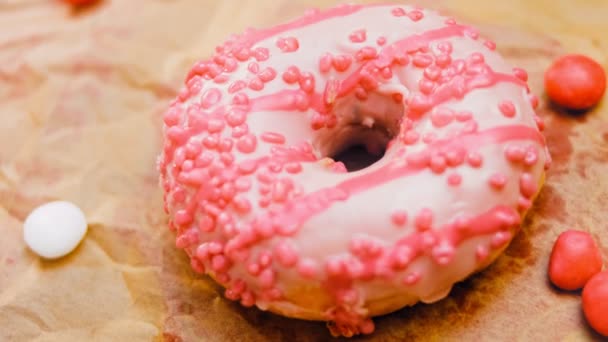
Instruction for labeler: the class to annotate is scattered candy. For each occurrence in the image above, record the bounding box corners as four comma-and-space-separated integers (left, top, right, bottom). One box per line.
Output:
23, 201, 88, 259
582, 271, 608, 336
548, 230, 603, 291
544, 54, 606, 110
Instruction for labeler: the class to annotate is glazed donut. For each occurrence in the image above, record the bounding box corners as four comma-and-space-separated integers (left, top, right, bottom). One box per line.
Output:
158, 4, 550, 337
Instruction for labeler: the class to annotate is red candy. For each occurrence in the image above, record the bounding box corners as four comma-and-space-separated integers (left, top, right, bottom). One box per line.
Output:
548, 230, 603, 291
582, 271, 608, 336
544, 54, 606, 110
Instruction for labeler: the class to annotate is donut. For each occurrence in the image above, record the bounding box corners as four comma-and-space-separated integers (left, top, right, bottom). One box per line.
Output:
158, 4, 550, 337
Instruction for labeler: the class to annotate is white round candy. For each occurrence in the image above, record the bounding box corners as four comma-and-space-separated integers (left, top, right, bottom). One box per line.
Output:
23, 201, 88, 259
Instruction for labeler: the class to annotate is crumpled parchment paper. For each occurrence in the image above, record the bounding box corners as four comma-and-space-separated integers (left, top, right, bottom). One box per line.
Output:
1, 0, 607, 341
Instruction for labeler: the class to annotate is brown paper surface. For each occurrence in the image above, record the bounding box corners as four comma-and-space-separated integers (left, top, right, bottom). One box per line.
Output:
1, 0, 607, 341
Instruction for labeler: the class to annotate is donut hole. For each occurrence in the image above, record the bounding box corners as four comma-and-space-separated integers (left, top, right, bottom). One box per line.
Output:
331, 128, 392, 172
322, 92, 404, 172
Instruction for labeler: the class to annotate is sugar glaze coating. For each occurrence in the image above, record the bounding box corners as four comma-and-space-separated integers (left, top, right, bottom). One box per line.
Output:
158, 4, 549, 337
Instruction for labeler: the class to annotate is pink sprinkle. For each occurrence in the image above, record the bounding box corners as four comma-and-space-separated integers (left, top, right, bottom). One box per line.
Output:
211, 255, 229, 272
413, 54, 433, 68
207, 118, 225, 133
529, 94, 539, 109
298, 72, 316, 93
285, 162, 302, 174
407, 10, 424, 21
505, 145, 525, 163
414, 208, 433, 231
247, 263, 261, 276
208, 241, 223, 254
166, 126, 188, 144
390, 245, 412, 269
391, 7, 406, 17
260, 132, 286, 144
232, 196, 251, 213
498, 100, 516, 118
490, 231, 512, 249
356, 46, 378, 61
282, 66, 301, 84
274, 242, 299, 267
513, 67, 529, 82
360, 319, 375, 335
248, 62, 260, 74
454, 111, 472, 122
248, 77, 264, 91
219, 138, 233, 152
235, 178, 252, 191
258, 251, 272, 267
236, 133, 257, 153
198, 215, 215, 232
419, 79, 435, 94
475, 245, 489, 262
203, 134, 219, 149
408, 93, 432, 114
432, 243, 455, 265
467, 152, 483, 167
187, 77, 202, 95
217, 273, 230, 285
234, 47, 251, 61
429, 155, 446, 174
465, 28, 480, 39
253, 47, 270, 62
430, 107, 454, 127
484, 40, 497, 50
201, 88, 222, 109
163, 107, 181, 126
349, 29, 367, 43
224, 288, 240, 301
489, 173, 508, 189
524, 148, 539, 166
225, 108, 246, 127
424, 66, 441, 81
254, 219, 274, 238
277, 37, 299, 52
232, 93, 249, 105
258, 67, 277, 82
191, 259, 205, 274
174, 210, 193, 225
445, 149, 465, 166
534, 115, 545, 131
297, 258, 318, 278
435, 54, 452, 68
447, 173, 462, 186
518, 197, 532, 211
196, 244, 210, 261
437, 41, 453, 54
331, 161, 348, 173
332, 55, 353, 72
263, 288, 283, 301
271, 180, 291, 202
519, 173, 537, 198
403, 130, 420, 145
240, 291, 255, 307
403, 272, 421, 285
391, 210, 408, 226
175, 233, 191, 249
319, 53, 333, 73
377, 36, 387, 46
237, 159, 257, 175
